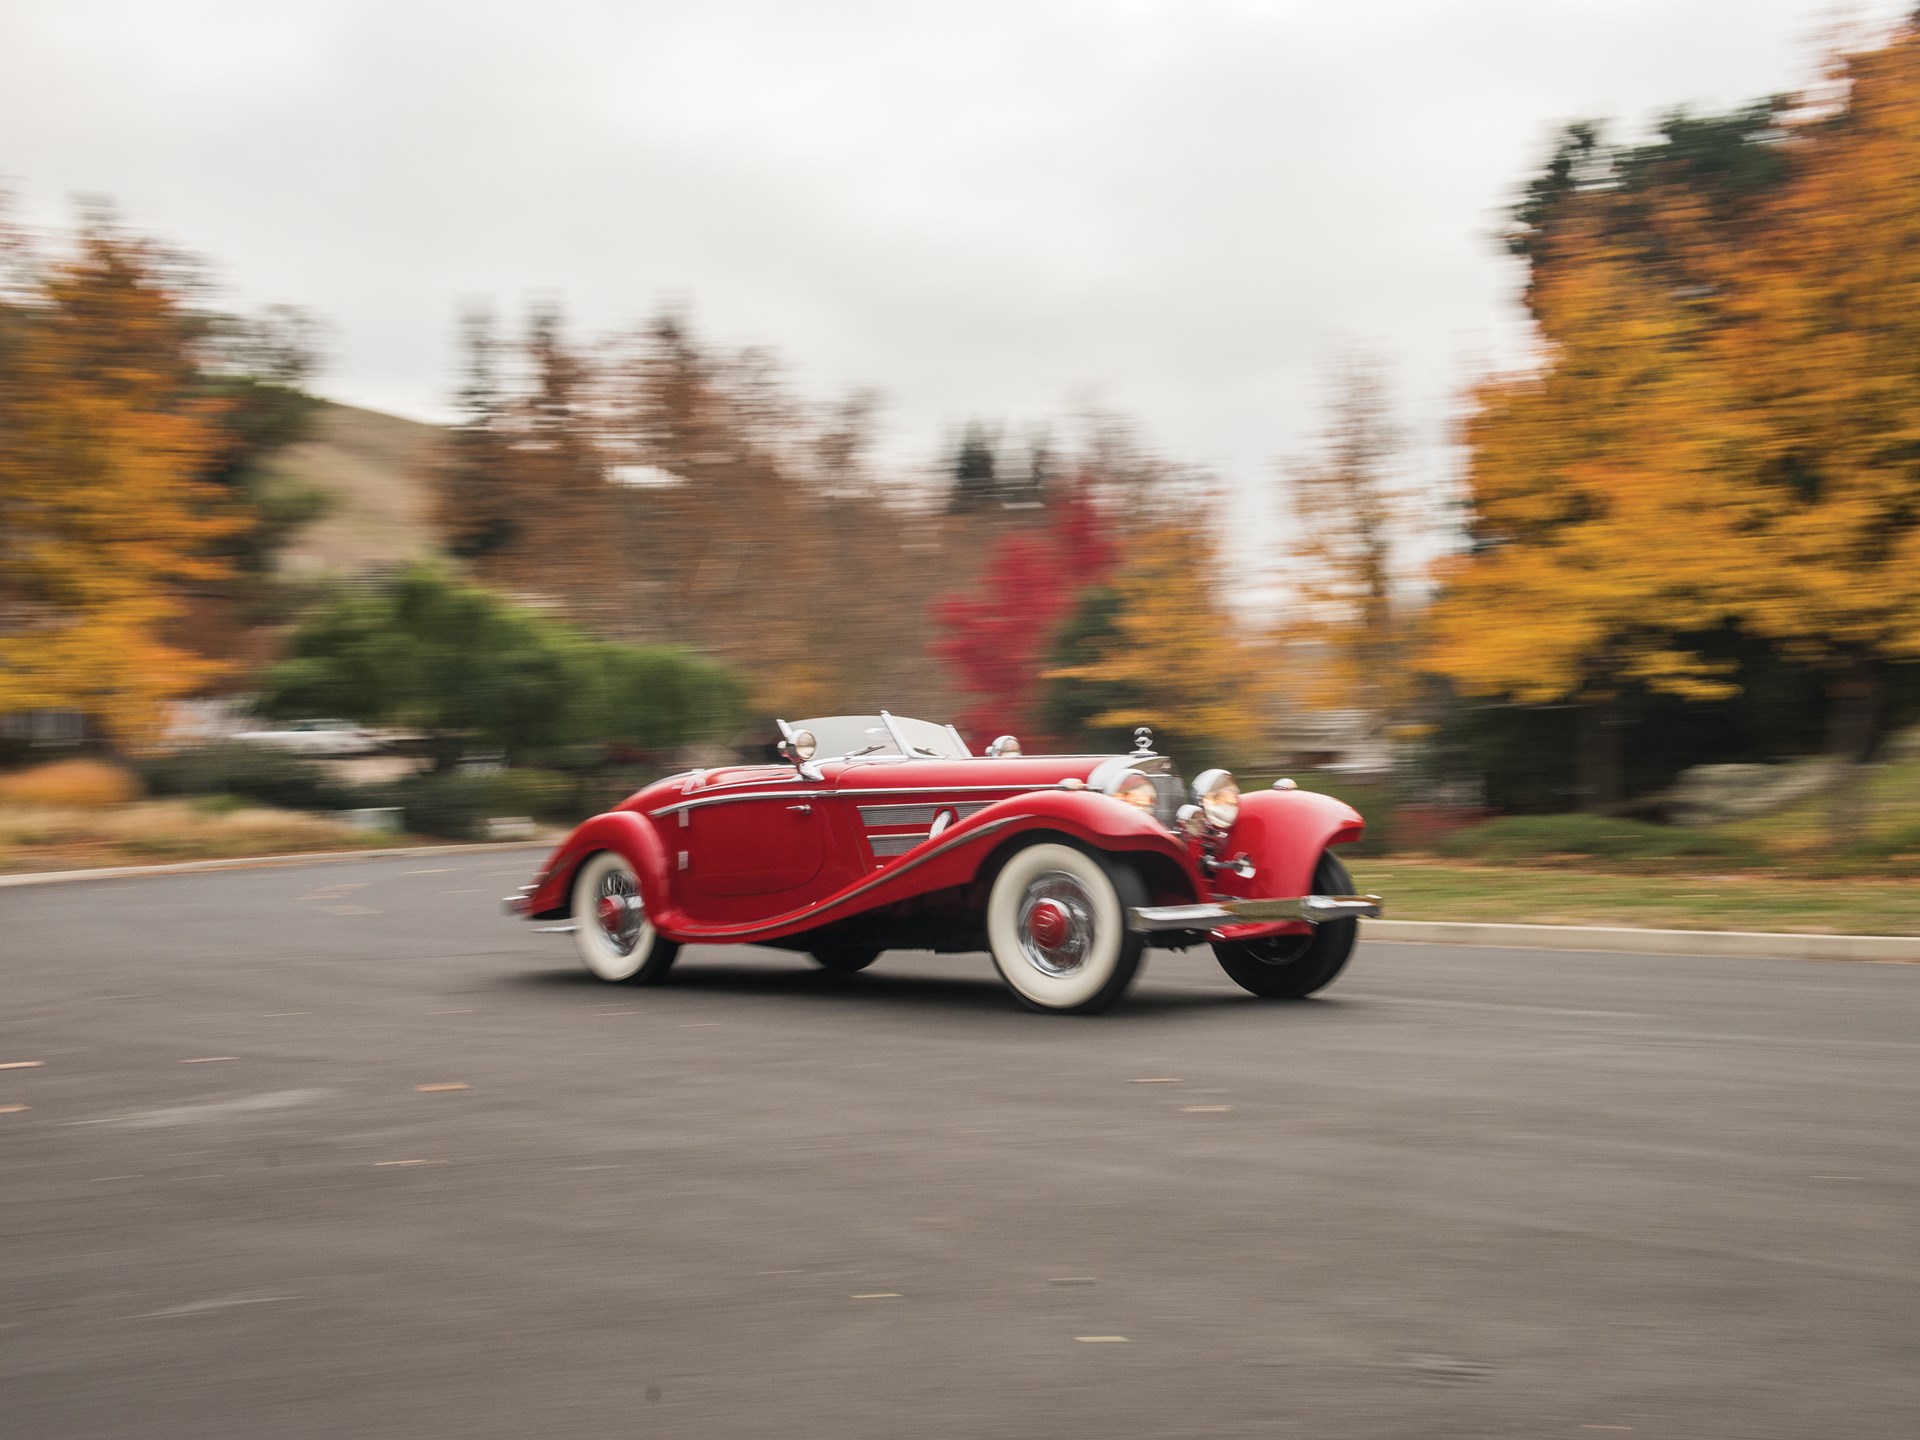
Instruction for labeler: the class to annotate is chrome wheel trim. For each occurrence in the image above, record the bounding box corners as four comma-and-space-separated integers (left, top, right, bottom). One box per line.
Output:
595, 867, 644, 957
571, 852, 655, 982
1016, 872, 1096, 977
985, 843, 1126, 1010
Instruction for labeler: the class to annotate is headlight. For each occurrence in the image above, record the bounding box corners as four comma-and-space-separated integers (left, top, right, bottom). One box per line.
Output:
1108, 772, 1157, 811
1192, 769, 1240, 830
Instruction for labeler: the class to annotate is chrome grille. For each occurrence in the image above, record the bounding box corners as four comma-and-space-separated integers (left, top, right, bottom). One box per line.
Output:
1150, 773, 1183, 831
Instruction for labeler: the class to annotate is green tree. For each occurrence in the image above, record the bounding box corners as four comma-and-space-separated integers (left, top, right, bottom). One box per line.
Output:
262, 567, 744, 768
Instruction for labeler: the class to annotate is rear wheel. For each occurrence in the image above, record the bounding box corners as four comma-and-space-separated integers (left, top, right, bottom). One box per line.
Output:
570, 850, 680, 984
808, 946, 880, 973
985, 842, 1146, 1014
1211, 851, 1358, 999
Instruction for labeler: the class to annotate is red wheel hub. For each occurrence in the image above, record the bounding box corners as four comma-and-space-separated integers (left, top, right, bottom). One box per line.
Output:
596, 895, 625, 933
1026, 898, 1071, 950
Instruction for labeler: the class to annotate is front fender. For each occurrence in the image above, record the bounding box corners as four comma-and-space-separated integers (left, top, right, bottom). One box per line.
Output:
523, 811, 674, 925
1205, 788, 1365, 939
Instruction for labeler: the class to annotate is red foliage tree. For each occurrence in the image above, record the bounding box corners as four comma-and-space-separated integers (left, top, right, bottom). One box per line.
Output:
931, 482, 1115, 745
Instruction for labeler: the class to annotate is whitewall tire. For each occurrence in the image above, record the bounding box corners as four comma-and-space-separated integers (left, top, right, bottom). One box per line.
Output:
985, 842, 1146, 1014
570, 850, 680, 984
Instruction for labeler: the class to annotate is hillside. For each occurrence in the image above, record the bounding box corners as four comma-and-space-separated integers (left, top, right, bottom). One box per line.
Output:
269, 401, 448, 577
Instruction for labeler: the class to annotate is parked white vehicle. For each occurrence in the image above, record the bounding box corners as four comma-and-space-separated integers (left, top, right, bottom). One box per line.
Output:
231, 719, 385, 757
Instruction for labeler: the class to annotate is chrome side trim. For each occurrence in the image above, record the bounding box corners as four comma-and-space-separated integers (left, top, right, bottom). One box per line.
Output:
868, 832, 928, 857
654, 789, 834, 816
1127, 894, 1383, 932
656, 784, 1053, 817
535, 923, 579, 934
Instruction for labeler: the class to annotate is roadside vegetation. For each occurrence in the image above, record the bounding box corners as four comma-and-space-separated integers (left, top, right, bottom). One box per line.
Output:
9, 19, 1920, 934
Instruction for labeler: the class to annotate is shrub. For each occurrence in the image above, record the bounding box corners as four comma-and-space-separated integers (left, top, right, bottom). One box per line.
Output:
1433, 814, 1771, 869
135, 744, 357, 813
492, 769, 583, 824
378, 772, 498, 840
0, 759, 142, 809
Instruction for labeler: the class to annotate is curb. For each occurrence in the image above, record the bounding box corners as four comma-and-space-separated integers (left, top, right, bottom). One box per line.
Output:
0, 840, 551, 889
1363, 918, 1918, 963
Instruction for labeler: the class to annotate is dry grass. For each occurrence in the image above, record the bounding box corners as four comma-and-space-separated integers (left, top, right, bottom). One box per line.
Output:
268, 401, 446, 577
0, 799, 393, 874
0, 759, 142, 809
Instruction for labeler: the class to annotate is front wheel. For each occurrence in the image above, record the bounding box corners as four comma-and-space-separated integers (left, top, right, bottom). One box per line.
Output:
985, 842, 1146, 1014
1211, 851, 1358, 999
570, 850, 680, 984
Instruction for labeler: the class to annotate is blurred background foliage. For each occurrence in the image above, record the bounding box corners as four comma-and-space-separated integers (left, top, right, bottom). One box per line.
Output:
7, 16, 1920, 868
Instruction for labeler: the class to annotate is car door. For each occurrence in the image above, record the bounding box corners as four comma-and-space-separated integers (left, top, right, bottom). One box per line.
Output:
677, 769, 827, 903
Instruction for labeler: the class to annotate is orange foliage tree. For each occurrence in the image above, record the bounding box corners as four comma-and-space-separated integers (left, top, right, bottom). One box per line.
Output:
0, 210, 242, 747
1429, 16, 1920, 802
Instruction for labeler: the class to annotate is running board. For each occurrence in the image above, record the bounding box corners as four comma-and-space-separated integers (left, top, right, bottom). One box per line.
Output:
1129, 894, 1383, 932
534, 923, 578, 934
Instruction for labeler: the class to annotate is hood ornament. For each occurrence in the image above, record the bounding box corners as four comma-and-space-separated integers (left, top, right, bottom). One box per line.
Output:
1131, 726, 1154, 757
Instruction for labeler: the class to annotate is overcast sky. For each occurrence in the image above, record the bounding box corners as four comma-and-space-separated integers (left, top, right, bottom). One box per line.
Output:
1, 0, 1906, 556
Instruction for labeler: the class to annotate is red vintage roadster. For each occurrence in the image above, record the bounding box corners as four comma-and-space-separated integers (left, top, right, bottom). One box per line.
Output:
505, 715, 1380, 1014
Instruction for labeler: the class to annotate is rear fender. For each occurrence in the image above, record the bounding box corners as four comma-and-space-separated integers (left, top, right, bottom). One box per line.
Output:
524, 811, 675, 925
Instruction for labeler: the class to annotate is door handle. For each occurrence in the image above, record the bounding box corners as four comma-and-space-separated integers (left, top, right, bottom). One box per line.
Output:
787, 804, 812, 815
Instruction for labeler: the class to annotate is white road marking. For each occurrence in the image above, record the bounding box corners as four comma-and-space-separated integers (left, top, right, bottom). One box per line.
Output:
137, 1294, 301, 1319
66, 1089, 332, 1128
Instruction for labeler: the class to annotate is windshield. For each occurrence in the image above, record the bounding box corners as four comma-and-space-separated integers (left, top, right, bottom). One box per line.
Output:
792, 714, 971, 761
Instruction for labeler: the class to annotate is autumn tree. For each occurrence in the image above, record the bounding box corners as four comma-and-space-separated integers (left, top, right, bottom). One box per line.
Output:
1424, 203, 1762, 807
0, 209, 243, 747
930, 481, 1114, 744
1698, 25, 1920, 765
1046, 509, 1268, 763
1435, 19, 1920, 813
1276, 356, 1423, 764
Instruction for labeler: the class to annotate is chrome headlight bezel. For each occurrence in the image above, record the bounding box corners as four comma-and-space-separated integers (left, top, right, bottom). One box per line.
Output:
1191, 768, 1240, 831
1107, 771, 1158, 812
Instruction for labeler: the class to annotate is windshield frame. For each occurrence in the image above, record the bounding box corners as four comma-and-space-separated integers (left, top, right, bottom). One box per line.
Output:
781, 713, 972, 762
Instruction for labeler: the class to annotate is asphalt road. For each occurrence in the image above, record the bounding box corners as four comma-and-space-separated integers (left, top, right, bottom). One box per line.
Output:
3, 850, 1917, 1439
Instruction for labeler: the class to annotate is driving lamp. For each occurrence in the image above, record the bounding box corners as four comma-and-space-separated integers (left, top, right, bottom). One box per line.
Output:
1109, 772, 1157, 810
1191, 769, 1240, 830
787, 729, 817, 762
987, 735, 1023, 757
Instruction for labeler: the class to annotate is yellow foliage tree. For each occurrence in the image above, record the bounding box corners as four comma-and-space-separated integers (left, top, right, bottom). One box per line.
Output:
1699, 26, 1920, 757
0, 214, 240, 746
1435, 18, 1920, 809
1050, 514, 1267, 756
1424, 205, 1762, 802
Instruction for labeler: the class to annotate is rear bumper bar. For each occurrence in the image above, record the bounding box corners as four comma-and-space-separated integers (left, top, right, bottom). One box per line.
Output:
1128, 894, 1383, 933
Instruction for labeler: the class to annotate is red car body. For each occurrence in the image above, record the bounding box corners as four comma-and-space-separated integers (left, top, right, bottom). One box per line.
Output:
508, 716, 1380, 1012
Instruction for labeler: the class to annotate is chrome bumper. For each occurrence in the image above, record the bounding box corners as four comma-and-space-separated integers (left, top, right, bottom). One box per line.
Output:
503, 884, 536, 917
1128, 894, 1383, 933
